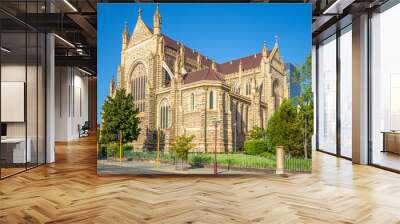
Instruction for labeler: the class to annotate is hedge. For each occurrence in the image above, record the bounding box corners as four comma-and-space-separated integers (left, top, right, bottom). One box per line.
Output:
244, 139, 270, 155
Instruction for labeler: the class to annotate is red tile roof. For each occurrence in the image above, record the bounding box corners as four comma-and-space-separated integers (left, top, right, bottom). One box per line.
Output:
163, 35, 268, 85
183, 68, 224, 84
163, 35, 214, 66
163, 35, 179, 50
217, 53, 265, 74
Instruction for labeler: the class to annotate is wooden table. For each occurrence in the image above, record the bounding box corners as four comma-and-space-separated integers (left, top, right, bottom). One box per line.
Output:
1, 138, 31, 165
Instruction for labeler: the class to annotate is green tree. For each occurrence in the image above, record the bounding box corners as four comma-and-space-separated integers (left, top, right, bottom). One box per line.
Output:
267, 99, 303, 157
248, 126, 266, 140
294, 86, 313, 159
293, 52, 313, 159
293, 53, 311, 86
100, 88, 141, 146
170, 135, 195, 169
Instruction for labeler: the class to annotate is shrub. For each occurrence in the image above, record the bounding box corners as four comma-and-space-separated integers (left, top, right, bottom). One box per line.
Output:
170, 135, 195, 169
189, 154, 212, 168
106, 143, 119, 158
260, 151, 274, 158
248, 126, 266, 140
244, 139, 273, 155
99, 144, 107, 159
123, 143, 133, 152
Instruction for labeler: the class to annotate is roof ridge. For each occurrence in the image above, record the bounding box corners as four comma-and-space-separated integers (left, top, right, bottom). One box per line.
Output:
219, 52, 263, 65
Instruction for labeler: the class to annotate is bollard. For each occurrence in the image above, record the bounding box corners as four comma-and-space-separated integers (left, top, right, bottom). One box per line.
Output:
276, 146, 285, 175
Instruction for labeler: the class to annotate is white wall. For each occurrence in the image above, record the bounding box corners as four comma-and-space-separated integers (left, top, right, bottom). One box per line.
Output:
55, 67, 89, 141
1, 65, 33, 138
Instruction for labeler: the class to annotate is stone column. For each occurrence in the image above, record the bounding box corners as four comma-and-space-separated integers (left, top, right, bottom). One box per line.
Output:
276, 146, 285, 174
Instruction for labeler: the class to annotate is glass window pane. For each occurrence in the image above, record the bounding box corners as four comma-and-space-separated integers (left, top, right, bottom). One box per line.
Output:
318, 35, 337, 154
27, 31, 38, 168
371, 4, 400, 171
209, 91, 213, 109
340, 26, 352, 158
1, 31, 27, 177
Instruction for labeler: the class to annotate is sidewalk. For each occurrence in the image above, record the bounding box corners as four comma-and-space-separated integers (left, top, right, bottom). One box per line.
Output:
97, 159, 266, 175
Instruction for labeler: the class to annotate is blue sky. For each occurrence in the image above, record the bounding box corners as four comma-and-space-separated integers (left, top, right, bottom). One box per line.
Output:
98, 3, 311, 123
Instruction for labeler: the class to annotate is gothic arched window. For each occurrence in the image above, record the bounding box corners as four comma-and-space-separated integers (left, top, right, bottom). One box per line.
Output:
232, 82, 240, 94
160, 99, 170, 129
209, 91, 214, 109
245, 81, 251, 96
131, 63, 146, 112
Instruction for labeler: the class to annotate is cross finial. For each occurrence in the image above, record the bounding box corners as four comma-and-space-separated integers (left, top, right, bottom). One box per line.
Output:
275, 35, 278, 43
138, 7, 142, 17
263, 40, 267, 48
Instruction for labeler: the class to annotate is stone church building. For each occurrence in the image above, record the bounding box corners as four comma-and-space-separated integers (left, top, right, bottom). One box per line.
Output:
109, 6, 288, 152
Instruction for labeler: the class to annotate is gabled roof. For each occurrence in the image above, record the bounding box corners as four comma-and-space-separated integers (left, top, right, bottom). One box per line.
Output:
163, 35, 268, 76
218, 53, 266, 74
128, 16, 153, 47
183, 68, 224, 84
163, 35, 213, 67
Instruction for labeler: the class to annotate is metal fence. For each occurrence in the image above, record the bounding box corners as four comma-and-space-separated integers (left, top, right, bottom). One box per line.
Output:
98, 145, 312, 173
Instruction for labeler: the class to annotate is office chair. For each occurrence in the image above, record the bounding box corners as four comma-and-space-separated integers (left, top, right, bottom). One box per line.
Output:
79, 121, 90, 138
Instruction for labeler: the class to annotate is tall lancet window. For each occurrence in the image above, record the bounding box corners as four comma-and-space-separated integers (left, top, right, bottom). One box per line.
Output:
160, 99, 170, 129
245, 81, 251, 96
191, 93, 195, 111
209, 91, 214, 109
131, 63, 146, 112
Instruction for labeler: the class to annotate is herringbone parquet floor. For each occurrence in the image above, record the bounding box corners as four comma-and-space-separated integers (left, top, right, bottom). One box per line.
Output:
1, 136, 400, 224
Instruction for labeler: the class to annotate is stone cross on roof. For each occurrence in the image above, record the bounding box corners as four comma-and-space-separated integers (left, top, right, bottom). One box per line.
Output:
138, 8, 142, 17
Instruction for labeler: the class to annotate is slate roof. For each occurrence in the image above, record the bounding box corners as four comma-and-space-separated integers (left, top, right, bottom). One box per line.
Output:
183, 68, 224, 84
217, 53, 264, 74
163, 35, 214, 67
162, 35, 270, 85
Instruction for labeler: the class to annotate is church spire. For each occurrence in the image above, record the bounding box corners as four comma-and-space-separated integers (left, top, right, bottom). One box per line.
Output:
122, 21, 129, 49
110, 76, 116, 96
153, 4, 162, 35
123, 21, 128, 33
262, 40, 267, 58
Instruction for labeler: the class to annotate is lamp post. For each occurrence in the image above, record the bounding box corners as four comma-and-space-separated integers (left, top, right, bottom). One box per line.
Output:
213, 120, 221, 175
119, 128, 124, 162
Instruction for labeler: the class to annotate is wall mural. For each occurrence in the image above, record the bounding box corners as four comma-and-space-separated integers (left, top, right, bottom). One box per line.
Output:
97, 3, 312, 175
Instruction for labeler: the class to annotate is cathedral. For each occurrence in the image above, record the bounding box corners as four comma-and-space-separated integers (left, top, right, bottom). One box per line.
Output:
108, 6, 288, 152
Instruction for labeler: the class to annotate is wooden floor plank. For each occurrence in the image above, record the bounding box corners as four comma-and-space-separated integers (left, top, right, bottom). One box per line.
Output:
0, 135, 399, 223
